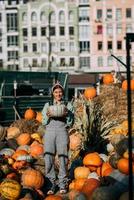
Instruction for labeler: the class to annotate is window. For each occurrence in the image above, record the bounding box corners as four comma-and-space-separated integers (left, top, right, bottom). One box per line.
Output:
23, 43, 28, 52
7, 36, 18, 46
69, 11, 74, 22
69, 41, 75, 51
116, 23, 122, 34
79, 41, 90, 52
60, 26, 65, 36
0, 29, 2, 41
60, 42, 65, 51
107, 24, 113, 35
41, 27, 46, 36
60, 58, 65, 66
32, 43, 37, 52
106, 9, 112, 19
97, 25, 103, 34
7, 13, 18, 31
79, 25, 90, 38
41, 43, 47, 53
126, 23, 132, 33
31, 12, 37, 22
23, 58, 29, 67
59, 11, 65, 23
50, 12, 55, 23
108, 41, 112, 50
98, 56, 103, 67
79, 9, 89, 21
69, 58, 75, 66
116, 8, 122, 20
32, 27, 37, 36
8, 51, 18, 61
97, 9, 102, 19
80, 57, 90, 68
107, 56, 113, 66
23, 28, 28, 37
49, 27, 55, 36
40, 11, 45, 21
41, 59, 46, 68
50, 42, 56, 52
22, 12, 27, 22
0, 46, 2, 53
117, 41, 122, 50
69, 27, 74, 35
32, 59, 38, 67
126, 8, 131, 18
98, 41, 103, 50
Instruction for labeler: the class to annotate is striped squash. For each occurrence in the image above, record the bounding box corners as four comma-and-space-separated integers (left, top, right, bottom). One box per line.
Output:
0, 179, 21, 200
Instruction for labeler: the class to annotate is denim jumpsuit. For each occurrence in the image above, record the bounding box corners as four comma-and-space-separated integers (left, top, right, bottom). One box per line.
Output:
42, 101, 74, 190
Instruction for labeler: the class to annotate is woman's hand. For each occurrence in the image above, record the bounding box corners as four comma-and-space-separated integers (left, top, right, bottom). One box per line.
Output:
46, 110, 52, 118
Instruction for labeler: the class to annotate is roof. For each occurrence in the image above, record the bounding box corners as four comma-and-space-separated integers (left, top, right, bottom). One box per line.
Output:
68, 74, 98, 85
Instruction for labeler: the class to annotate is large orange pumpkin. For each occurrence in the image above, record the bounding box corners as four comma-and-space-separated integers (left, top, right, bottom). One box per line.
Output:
74, 166, 90, 179
24, 108, 36, 120
122, 80, 134, 91
16, 133, 31, 146
74, 178, 87, 191
103, 74, 114, 85
36, 112, 42, 123
21, 168, 44, 189
84, 87, 97, 100
69, 133, 82, 151
83, 152, 102, 167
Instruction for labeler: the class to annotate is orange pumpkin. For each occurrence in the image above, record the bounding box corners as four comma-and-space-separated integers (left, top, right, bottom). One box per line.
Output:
103, 74, 114, 85
69, 133, 82, 151
117, 158, 134, 175
83, 152, 102, 167
24, 108, 36, 120
16, 133, 31, 146
81, 178, 100, 198
12, 160, 27, 170
69, 180, 75, 190
12, 150, 28, 160
74, 178, 87, 191
84, 87, 97, 100
30, 142, 44, 157
122, 80, 134, 91
97, 162, 113, 177
44, 195, 63, 200
74, 166, 90, 179
36, 112, 43, 123
21, 168, 44, 189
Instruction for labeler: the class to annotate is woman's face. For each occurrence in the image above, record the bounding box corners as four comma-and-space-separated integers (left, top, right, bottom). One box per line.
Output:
53, 87, 63, 102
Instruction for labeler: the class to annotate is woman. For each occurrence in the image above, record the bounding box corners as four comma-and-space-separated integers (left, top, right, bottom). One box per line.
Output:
42, 82, 74, 195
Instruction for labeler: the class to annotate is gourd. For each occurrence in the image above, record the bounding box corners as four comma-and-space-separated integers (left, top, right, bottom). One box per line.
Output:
103, 74, 114, 85
83, 152, 102, 171
12, 149, 28, 160
74, 166, 90, 179
0, 148, 15, 157
0, 179, 21, 200
30, 141, 44, 157
84, 87, 97, 99
21, 168, 44, 189
16, 133, 31, 146
24, 108, 36, 120
48, 104, 66, 117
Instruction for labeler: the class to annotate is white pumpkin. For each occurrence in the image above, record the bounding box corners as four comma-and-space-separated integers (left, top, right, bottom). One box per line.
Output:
49, 104, 66, 117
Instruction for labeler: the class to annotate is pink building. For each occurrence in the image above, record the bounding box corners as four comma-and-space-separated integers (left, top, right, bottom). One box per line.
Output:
90, 0, 134, 73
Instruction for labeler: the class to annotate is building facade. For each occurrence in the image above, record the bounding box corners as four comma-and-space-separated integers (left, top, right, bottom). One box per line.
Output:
0, 0, 134, 73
